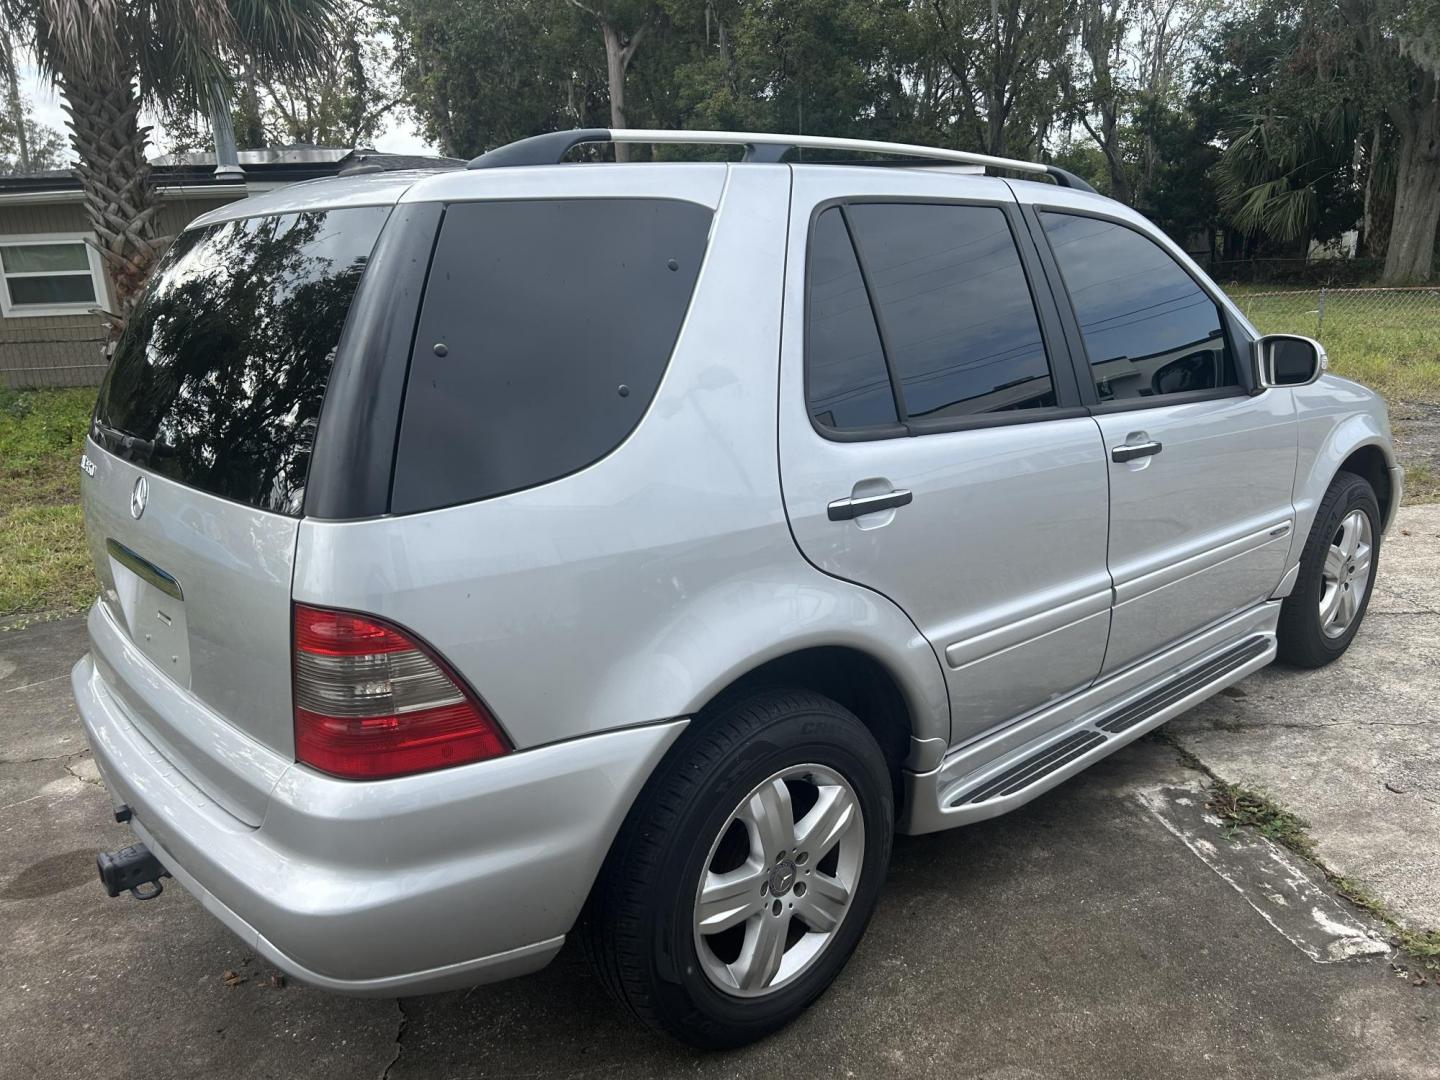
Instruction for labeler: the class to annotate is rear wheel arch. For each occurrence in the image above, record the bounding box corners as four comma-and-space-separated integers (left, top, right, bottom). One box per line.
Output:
685, 646, 917, 813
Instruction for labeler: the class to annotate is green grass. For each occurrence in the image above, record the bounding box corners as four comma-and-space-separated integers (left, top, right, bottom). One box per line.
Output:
1223, 285, 1440, 404
1207, 780, 1440, 970
0, 387, 98, 617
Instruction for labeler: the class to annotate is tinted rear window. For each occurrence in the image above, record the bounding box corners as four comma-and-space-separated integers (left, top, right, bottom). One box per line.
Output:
844, 202, 1055, 418
806, 207, 897, 431
390, 198, 712, 514
93, 206, 390, 515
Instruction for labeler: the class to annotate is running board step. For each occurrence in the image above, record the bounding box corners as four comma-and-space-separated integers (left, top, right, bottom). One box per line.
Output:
949, 634, 1270, 808
956, 730, 1107, 805
1095, 636, 1269, 734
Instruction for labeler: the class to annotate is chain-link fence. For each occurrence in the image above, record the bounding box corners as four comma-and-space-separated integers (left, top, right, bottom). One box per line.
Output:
1231, 286, 1440, 340
1225, 287, 1440, 400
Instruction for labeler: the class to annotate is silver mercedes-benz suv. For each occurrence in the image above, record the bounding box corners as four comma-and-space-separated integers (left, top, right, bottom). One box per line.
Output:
74, 129, 1402, 1048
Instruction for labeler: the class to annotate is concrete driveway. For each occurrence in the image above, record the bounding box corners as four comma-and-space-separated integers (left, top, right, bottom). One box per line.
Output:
2, 508, 1437, 1079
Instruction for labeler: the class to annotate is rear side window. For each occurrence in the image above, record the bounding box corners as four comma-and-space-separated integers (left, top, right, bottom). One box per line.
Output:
1040, 212, 1238, 402
845, 203, 1055, 419
391, 198, 712, 513
806, 208, 898, 430
804, 201, 1057, 433
93, 206, 390, 515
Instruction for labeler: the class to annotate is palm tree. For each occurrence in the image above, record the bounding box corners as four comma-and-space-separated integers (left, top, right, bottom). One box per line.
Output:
2, 0, 338, 321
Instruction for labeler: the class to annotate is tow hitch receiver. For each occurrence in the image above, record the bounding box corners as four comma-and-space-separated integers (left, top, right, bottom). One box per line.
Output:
97, 843, 170, 900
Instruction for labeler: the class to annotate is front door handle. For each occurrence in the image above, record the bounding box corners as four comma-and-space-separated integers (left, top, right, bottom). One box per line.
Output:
827, 488, 913, 521
1111, 440, 1163, 463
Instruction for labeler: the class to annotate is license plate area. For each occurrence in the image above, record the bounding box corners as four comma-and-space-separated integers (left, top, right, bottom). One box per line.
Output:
105, 539, 192, 688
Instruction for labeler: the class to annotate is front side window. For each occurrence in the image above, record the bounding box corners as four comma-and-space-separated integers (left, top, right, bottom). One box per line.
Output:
0, 237, 103, 316
1040, 212, 1237, 402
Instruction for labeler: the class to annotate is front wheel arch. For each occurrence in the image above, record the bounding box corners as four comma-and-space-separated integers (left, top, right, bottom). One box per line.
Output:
1337, 444, 1394, 530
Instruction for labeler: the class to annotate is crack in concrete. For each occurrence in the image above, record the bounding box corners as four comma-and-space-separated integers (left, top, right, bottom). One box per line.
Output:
379, 999, 408, 1080
1196, 718, 1436, 733
63, 758, 100, 788
0, 749, 89, 766
2, 673, 71, 694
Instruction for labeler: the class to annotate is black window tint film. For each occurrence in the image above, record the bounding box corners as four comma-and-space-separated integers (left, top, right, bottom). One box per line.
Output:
93, 206, 390, 515
1040, 212, 1238, 401
805, 207, 897, 430
391, 198, 712, 514
845, 203, 1055, 419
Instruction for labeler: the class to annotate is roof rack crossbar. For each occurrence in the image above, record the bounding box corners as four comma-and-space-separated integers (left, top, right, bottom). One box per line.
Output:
465, 128, 1097, 193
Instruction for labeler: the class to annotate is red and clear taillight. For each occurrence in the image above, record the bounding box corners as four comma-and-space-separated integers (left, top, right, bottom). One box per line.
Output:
292, 604, 509, 780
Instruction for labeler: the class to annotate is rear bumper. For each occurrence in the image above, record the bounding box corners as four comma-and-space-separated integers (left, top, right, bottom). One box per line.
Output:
73, 652, 686, 996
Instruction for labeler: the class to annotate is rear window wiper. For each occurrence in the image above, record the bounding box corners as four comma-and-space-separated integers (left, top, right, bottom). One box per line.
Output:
92, 418, 176, 461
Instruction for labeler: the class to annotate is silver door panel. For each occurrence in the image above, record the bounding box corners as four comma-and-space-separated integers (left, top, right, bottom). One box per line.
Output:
1103, 532, 1292, 672
945, 608, 1111, 733
779, 168, 1112, 747
1092, 392, 1297, 672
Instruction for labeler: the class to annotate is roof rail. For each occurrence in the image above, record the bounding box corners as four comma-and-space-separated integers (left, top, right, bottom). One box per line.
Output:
465, 128, 1098, 193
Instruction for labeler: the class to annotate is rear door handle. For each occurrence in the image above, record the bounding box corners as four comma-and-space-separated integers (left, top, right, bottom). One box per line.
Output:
827, 489, 913, 521
1111, 440, 1163, 463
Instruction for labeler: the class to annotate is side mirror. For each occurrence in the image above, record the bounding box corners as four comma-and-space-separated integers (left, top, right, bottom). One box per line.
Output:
1256, 334, 1326, 388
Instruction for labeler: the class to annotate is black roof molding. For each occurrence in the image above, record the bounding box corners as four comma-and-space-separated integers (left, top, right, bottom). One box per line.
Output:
0, 146, 467, 196
336, 149, 466, 177
466, 129, 612, 169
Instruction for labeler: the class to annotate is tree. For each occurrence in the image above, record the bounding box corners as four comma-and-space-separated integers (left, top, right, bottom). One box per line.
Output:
0, 98, 66, 171
566, 0, 656, 160
0, 35, 66, 171
2, 0, 340, 320
165, 1, 401, 151
390, 0, 604, 157
926, 0, 1075, 158
256, 1, 400, 146
1338, 0, 1440, 282
1058, 0, 1134, 202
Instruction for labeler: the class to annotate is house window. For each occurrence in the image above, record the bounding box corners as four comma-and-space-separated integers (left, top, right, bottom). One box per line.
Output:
0, 234, 106, 318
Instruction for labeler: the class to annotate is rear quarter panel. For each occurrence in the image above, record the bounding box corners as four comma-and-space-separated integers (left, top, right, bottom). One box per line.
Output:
292, 164, 950, 752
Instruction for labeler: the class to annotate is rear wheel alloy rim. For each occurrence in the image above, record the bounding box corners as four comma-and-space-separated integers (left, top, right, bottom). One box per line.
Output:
1319, 509, 1373, 639
692, 763, 864, 998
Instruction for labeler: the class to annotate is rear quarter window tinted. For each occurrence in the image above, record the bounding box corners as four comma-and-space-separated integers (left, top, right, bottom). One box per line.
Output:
391, 198, 712, 514
93, 206, 390, 515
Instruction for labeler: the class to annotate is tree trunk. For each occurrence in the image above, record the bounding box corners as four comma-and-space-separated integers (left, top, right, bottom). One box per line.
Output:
1382, 84, 1440, 284
5, 57, 29, 171
237, 56, 265, 149
1099, 105, 1131, 204
59, 59, 163, 326
601, 21, 630, 162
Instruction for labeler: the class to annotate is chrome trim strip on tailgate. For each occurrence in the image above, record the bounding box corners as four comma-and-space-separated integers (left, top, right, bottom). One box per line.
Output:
105, 538, 184, 601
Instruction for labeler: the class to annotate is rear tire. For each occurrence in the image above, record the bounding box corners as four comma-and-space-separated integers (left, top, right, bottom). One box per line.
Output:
1277, 471, 1380, 668
582, 688, 893, 1049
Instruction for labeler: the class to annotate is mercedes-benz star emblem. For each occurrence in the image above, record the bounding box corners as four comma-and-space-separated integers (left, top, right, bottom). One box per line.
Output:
130, 475, 148, 520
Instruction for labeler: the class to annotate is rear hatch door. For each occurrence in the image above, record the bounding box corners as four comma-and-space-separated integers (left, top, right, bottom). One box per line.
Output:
82, 205, 391, 822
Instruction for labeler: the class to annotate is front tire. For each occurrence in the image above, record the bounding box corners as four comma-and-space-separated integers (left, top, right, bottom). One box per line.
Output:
1277, 471, 1380, 668
582, 688, 893, 1049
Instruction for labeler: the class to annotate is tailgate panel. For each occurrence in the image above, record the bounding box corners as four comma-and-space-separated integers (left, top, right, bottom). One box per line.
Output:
83, 439, 300, 772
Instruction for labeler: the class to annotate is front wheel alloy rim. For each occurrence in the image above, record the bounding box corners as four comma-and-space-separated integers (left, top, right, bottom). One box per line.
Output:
1319, 508, 1373, 638
692, 764, 864, 998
